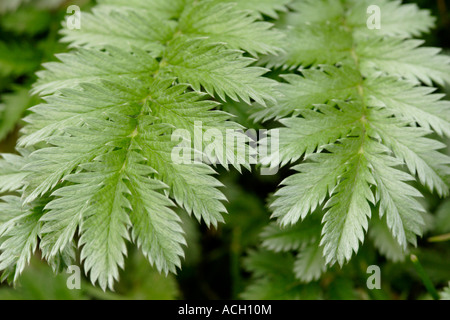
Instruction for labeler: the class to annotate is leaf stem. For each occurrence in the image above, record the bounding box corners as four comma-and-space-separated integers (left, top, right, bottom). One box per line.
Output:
428, 233, 450, 243
410, 254, 440, 300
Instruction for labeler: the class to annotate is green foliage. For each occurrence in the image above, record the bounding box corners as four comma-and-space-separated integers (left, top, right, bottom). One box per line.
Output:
0, 252, 179, 300
241, 250, 322, 300
0, 42, 41, 78
256, 0, 450, 276
435, 199, 450, 234
0, 0, 69, 141
0, 0, 282, 290
0, 0, 448, 300
441, 283, 450, 300
0, 259, 85, 300
0, 0, 67, 14
0, 89, 38, 142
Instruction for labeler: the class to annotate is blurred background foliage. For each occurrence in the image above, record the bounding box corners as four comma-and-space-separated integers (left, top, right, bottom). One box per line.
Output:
0, 0, 449, 300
